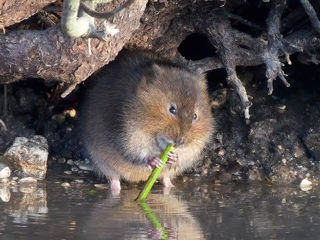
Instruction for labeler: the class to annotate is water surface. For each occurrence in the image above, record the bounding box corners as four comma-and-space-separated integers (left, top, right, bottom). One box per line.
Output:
0, 179, 319, 240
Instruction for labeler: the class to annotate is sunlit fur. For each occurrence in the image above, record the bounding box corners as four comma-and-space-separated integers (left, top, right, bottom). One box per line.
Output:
80, 51, 213, 183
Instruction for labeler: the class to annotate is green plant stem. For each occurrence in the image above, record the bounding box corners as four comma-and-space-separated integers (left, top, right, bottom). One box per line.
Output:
137, 144, 174, 200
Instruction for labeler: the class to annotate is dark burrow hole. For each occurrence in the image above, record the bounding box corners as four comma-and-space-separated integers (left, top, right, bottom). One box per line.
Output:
178, 33, 217, 61
206, 69, 228, 93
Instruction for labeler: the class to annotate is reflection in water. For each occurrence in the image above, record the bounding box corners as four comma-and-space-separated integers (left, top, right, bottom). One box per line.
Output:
79, 190, 204, 240
0, 183, 48, 225
0, 187, 10, 202
1, 181, 320, 239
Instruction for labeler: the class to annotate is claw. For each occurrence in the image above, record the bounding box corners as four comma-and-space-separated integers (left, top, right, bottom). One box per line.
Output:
167, 151, 178, 165
148, 157, 163, 170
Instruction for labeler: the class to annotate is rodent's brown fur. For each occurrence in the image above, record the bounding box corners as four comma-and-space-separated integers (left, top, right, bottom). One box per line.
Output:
80, 50, 213, 183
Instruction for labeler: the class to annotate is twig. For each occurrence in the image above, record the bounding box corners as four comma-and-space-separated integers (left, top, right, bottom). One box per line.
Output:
80, 0, 135, 19
300, 0, 320, 34
61, 82, 78, 98
204, 14, 252, 120
0, 119, 7, 132
263, 0, 290, 95
224, 9, 264, 31
175, 54, 223, 73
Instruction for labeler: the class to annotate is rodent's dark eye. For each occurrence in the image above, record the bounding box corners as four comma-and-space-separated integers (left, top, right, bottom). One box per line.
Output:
193, 113, 198, 120
169, 105, 177, 115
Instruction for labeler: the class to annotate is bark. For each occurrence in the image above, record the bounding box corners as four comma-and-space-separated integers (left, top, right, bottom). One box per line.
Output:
0, 0, 56, 29
263, 0, 290, 95
0, 0, 148, 89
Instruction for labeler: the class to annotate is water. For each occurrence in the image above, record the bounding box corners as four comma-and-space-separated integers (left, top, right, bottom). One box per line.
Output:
1, 179, 319, 240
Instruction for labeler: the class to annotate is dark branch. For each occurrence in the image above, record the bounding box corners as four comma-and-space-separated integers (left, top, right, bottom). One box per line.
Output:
80, 0, 135, 19
300, 0, 320, 34
263, 0, 290, 95
203, 13, 251, 120
224, 9, 264, 31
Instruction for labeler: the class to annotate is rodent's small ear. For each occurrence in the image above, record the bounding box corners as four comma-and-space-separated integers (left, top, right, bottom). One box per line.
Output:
141, 64, 164, 85
198, 73, 209, 91
151, 64, 165, 75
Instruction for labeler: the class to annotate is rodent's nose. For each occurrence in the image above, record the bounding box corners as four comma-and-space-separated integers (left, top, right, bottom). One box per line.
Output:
156, 134, 174, 150
175, 137, 185, 146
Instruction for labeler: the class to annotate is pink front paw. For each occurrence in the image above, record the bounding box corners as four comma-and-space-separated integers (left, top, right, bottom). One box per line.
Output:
147, 157, 163, 170
147, 150, 178, 170
167, 149, 178, 165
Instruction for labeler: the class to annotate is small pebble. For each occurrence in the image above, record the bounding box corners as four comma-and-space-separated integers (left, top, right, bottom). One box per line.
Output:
71, 166, 79, 172
61, 182, 70, 188
77, 163, 93, 171
66, 159, 74, 165
0, 165, 11, 179
94, 184, 108, 189
217, 150, 225, 157
19, 177, 37, 184
12, 177, 18, 181
74, 179, 84, 183
0, 178, 9, 184
10, 180, 18, 186
300, 178, 312, 191
58, 158, 66, 164
64, 170, 72, 175
282, 158, 287, 165
277, 104, 286, 111
65, 109, 77, 118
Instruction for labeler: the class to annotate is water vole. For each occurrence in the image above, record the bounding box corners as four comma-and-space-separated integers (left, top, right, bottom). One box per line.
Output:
80, 51, 213, 194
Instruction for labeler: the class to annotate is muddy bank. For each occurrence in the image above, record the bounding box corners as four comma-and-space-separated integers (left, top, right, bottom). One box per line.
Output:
0, 60, 319, 187
204, 62, 320, 185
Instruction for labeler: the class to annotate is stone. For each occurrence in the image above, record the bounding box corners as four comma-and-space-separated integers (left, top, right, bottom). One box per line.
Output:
0, 162, 11, 179
94, 184, 108, 189
19, 177, 38, 184
0, 178, 9, 184
66, 159, 74, 165
300, 178, 312, 191
58, 158, 66, 164
74, 179, 84, 183
64, 170, 72, 175
61, 182, 70, 188
74, 160, 93, 171
4, 136, 48, 180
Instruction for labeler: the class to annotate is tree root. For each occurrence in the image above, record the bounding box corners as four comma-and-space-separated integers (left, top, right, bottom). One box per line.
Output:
170, 2, 320, 119
300, 0, 320, 34
263, 0, 291, 95
204, 13, 252, 120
